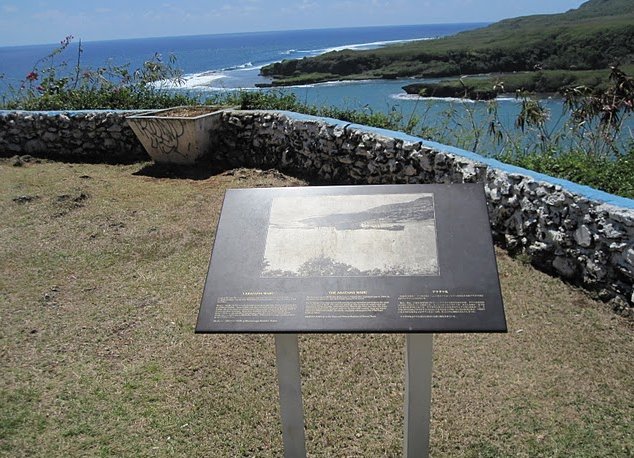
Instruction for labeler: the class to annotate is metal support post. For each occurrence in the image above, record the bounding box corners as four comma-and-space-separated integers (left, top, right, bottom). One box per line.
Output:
404, 333, 433, 458
275, 334, 307, 458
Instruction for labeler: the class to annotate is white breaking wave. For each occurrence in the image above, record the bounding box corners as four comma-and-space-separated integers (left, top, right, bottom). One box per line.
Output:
317, 37, 434, 54
417, 96, 478, 104
222, 62, 255, 71
390, 93, 426, 101
390, 93, 478, 103
283, 79, 375, 89
495, 96, 522, 102
153, 71, 227, 90
278, 37, 434, 60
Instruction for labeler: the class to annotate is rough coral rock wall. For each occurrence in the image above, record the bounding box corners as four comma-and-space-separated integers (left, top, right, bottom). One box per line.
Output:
0, 111, 147, 162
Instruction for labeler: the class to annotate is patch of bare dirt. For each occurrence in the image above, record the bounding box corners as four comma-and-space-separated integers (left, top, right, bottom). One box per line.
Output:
155, 106, 228, 117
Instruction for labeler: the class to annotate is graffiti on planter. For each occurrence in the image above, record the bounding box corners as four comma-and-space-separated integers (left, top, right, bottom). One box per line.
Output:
136, 118, 188, 159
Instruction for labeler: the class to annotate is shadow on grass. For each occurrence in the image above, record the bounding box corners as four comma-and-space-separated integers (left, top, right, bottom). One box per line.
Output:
132, 161, 235, 180
132, 160, 333, 185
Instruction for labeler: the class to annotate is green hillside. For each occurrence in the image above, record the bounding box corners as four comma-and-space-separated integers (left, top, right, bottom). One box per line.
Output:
260, 0, 634, 89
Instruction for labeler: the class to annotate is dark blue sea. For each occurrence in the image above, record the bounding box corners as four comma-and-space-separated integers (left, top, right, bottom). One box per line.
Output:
0, 24, 483, 89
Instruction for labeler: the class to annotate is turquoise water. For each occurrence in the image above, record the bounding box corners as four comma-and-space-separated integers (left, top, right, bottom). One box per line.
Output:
280, 81, 576, 155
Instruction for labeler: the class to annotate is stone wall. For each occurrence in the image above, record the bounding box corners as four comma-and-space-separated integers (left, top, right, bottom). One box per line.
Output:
0, 110, 147, 162
1, 108, 632, 315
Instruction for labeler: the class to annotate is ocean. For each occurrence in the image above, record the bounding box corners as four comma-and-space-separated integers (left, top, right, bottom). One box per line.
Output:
1, 24, 628, 155
0, 24, 484, 90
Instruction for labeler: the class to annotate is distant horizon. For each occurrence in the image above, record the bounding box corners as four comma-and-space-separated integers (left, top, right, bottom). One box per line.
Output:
0, 21, 492, 50
0, 0, 586, 47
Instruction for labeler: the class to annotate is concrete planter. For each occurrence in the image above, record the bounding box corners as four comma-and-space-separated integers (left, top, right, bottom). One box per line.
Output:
126, 106, 231, 164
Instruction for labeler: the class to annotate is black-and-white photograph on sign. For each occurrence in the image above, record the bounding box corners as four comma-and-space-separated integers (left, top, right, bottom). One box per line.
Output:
261, 193, 438, 278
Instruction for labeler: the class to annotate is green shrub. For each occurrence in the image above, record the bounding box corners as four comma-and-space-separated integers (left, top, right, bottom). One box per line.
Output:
218, 90, 417, 132
496, 148, 634, 198
1, 36, 197, 111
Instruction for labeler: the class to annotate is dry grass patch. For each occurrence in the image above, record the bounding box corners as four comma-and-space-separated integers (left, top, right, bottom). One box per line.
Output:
1, 159, 632, 457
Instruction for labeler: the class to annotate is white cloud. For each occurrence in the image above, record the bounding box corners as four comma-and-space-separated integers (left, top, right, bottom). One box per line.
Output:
281, 0, 317, 14
299, 1, 317, 11
220, 3, 262, 14
2, 4, 18, 13
32, 8, 64, 20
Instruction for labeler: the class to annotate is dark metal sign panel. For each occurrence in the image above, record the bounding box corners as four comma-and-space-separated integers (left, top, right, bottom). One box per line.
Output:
196, 184, 506, 333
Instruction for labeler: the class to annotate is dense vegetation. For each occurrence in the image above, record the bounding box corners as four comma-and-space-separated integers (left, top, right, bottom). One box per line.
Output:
402, 66, 634, 100
0, 36, 193, 111
260, 0, 634, 92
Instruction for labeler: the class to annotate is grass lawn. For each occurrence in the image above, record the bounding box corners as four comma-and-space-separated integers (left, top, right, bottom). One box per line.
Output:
1, 158, 632, 457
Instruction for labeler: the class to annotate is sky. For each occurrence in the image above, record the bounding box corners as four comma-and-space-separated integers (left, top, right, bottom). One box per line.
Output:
0, 0, 587, 47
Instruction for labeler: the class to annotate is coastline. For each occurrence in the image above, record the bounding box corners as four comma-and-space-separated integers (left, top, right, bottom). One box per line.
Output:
256, 65, 634, 101
258, 1, 634, 98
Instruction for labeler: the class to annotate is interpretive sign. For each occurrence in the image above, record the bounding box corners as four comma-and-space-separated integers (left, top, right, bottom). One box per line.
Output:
196, 183, 506, 334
